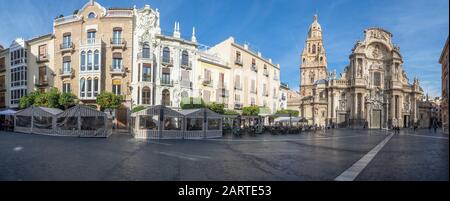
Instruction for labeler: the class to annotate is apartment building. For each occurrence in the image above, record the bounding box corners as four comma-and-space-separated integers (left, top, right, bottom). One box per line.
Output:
196, 51, 231, 107
131, 5, 198, 108
27, 34, 55, 93
439, 37, 448, 133
0, 47, 7, 108
207, 37, 281, 114
52, 1, 133, 128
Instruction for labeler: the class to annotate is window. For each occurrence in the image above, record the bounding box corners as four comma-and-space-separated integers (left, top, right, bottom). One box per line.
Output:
164, 117, 182, 130
88, 12, 96, 19
87, 31, 96, 44
39, 66, 47, 83
63, 83, 71, 93
186, 118, 203, 131
142, 44, 150, 58
162, 89, 170, 106
251, 80, 256, 93
162, 47, 170, 63
161, 69, 171, 85
38, 45, 47, 59
235, 75, 241, 89
208, 119, 221, 130
181, 50, 189, 66
80, 51, 86, 71
203, 90, 211, 103
113, 29, 122, 44
139, 115, 159, 130
87, 51, 93, 71
142, 64, 151, 82
63, 35, 71, 48
94, 50, 99, 70
87, 78, 92, 97
236, 51, 241, 63
94, 78, 99, 97
142, 87, 151, 105
80, 78, 86, 97
374, 72, 381, 87
63, 61, 71, 74
312, 44, 316, 54
10, 89, 27, 105
10, 66, 27, 87
112, 58, 122, 69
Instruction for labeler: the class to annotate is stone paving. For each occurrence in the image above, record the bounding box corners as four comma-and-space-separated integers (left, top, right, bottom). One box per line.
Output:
0, 128, 447, 181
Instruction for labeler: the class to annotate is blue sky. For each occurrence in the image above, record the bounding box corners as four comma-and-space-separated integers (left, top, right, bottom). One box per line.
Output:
0, 0, 448, 97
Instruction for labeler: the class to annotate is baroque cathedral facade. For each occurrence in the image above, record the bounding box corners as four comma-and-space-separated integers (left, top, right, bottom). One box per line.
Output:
299, 15, 424, 129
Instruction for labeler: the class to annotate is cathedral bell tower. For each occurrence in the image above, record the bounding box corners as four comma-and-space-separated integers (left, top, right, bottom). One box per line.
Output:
300, 14, 328, 97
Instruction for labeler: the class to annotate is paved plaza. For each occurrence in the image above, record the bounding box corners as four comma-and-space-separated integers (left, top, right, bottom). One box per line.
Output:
0, 129, 448, 181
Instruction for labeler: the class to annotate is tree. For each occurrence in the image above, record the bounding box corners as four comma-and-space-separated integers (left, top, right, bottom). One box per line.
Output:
180, 97, 205, 109
19, 92, 40, 109
46, 88, 61, 108
207, 103, 225, 114
96, 92, 123, 111
276, 109, 299, 117
33, 92, 49, 107
242, 106, 260, 116
59, 93, 77, 109
132, 105, 146, 113
224, 109, 239, 115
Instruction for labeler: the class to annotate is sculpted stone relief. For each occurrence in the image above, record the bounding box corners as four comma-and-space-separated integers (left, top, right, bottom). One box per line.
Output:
369, 30, 389, 41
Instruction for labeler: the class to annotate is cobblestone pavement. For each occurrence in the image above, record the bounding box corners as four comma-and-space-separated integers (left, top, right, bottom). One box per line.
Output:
0, 128, 447, 181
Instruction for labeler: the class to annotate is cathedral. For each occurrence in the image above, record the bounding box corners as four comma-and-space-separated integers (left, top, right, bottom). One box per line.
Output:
299, 15, 424, 129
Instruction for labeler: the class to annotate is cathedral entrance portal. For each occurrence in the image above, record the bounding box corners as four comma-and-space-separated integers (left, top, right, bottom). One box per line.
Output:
404, 115, 410, 128
371, 109, 382, 129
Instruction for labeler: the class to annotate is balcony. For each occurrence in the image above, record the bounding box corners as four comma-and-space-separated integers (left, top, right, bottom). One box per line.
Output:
281, 95, 287, 101
202, 79, 213, 87
235, 58, 243, 66
180, 61, 192, 70
59, 68, 74, 78
250, 89, 257, 94
0, 84, 6, 92
263, 70, 269, 77
263, 91, 269, 97
161, 58, 174, 67
110, 38, 126, 49
36, 54, 50, 63
181, 80, 192, 89
160, 80, 174, 87
60, 42, 74, 53
0, 66, 5, 73
234, 103, 243, 110
54, 15, 81, 26
34, 77, 49, 87
110, 66, 126, 75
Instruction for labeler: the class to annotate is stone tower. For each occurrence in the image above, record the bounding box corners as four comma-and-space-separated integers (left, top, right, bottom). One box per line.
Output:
300, 14, 328, 97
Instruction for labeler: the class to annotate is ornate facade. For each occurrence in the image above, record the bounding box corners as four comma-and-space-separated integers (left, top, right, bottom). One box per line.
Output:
299, 15, 424, 129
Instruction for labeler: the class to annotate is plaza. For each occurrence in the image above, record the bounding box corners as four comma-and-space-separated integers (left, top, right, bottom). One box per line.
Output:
0, 128, 447, 181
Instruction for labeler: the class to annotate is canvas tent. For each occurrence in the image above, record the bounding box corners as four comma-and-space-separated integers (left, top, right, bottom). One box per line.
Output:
56, 105, 112, 137
180, 108, 223, 139
14, 106, 63, 135
274, 116, 307, 126
131, 106, 223, 140
131, 105, 184, 139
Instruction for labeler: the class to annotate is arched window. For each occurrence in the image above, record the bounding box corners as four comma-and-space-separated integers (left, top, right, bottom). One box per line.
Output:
312, 44, 316, 54
302, 58, 306, 63
87, 51, 93, 71
87, 77, 92, 97
162, 89, 170, 106
162, 47, 170, 64
80, 78, 86, 97
142, 44, 150, 59
181, 50, 189, 67
142, 87, 151, 105
88, 12, 96, 19
320, 57, 323, 62
94, 77, 99, 97
80, 51, 86, 71
94, 50, 99, 70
